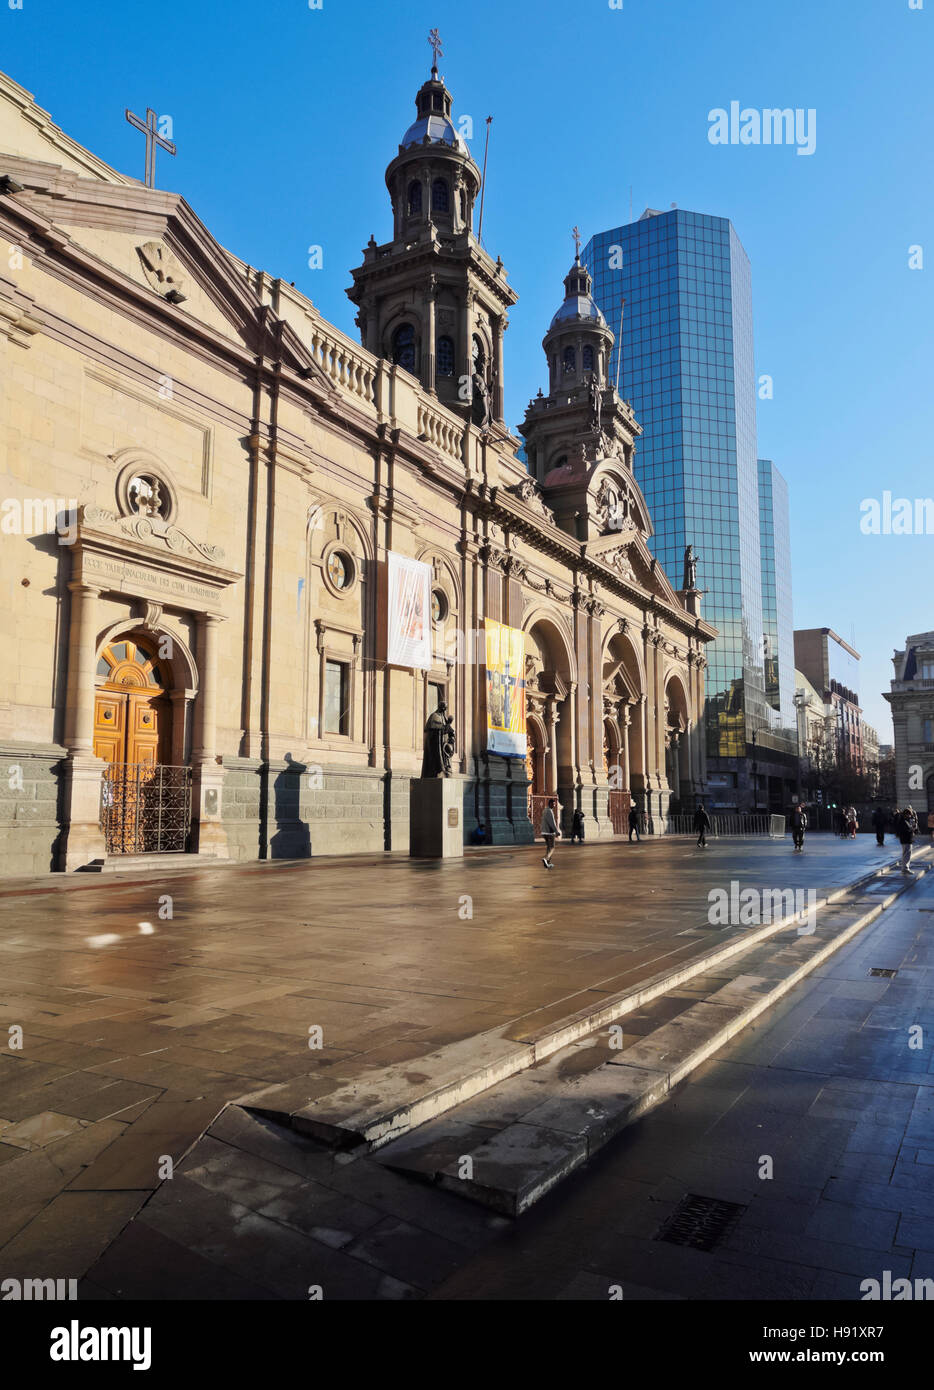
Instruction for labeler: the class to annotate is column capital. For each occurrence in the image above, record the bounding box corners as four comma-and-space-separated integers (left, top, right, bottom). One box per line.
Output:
67, 580, 102, 597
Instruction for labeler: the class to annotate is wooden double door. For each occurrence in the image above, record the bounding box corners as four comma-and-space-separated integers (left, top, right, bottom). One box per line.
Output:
92, 637, 170, 767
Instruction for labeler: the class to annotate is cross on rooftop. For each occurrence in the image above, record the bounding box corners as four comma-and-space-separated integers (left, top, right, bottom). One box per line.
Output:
125, 106, 176, 189
572, 226, 582, 259
428, 28, 443, 74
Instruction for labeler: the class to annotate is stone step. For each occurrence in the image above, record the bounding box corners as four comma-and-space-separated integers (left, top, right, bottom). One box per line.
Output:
84, 853, 239, 874
372, 862, 930, 1215
242, 853, 927, 1152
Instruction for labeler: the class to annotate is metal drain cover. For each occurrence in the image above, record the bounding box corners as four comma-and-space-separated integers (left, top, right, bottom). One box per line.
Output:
869, 968, 898, 978
655, 1193, 747, 1252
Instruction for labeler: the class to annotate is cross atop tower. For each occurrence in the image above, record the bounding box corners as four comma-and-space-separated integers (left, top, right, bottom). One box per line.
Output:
428, 28, 443, 75
572, 225, 582, 260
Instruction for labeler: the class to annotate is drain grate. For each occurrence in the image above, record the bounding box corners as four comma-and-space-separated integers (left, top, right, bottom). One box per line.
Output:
655, 1193, 747, 1252
869, 968, 898, 978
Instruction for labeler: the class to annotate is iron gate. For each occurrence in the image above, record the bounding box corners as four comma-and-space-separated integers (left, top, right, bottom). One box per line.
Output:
100, 764, 192, 854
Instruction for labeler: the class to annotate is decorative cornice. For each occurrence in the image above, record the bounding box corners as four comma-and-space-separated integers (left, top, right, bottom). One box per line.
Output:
80, 505, 227, 566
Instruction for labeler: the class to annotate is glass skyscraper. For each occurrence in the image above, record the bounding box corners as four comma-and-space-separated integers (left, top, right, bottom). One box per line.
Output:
584, 209, 797, 810
758, 458, 796, 740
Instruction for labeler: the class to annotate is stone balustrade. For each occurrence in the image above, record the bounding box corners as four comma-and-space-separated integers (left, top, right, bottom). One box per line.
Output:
416, 398, 465, 464
308, 321, 378, 410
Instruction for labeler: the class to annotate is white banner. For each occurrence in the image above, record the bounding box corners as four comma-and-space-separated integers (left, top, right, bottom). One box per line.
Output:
387, 551, 432, 670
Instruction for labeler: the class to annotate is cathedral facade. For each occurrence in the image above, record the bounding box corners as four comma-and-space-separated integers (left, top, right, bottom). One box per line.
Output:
0, 62, 713, 877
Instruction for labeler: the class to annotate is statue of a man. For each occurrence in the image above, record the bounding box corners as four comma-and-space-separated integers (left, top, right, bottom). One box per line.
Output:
421, 699, 456, 778
471, 371, 492, 430
683, 544, 698, 590
588, 372, 601, 431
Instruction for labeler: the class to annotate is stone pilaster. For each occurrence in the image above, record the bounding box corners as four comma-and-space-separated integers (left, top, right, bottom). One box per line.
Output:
59, 581, 106, 870
192, 613, 229, 858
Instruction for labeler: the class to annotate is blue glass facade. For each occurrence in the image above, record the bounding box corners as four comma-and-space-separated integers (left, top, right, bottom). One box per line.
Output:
584, 210, 796, 806
758, 459, 797, 744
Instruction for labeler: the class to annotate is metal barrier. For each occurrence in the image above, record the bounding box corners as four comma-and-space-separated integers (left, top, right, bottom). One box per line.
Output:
660, 813, 774, 838
100, 764, 192, 854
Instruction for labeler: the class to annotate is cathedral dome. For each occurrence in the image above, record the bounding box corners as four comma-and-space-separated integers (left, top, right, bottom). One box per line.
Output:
401, 111, 469, 154
549, 257, 607, 329
397, 72, 479, 170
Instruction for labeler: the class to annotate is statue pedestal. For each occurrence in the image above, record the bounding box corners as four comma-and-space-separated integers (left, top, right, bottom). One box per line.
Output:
678, 587, 702, 618
409, 778, 463, 859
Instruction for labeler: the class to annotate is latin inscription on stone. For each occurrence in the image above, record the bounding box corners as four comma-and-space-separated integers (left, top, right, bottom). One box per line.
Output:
82, 554, 217, 604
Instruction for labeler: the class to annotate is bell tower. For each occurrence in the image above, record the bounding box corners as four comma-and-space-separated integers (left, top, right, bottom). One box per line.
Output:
347, 33, 517, 425
520, 233, 645, 541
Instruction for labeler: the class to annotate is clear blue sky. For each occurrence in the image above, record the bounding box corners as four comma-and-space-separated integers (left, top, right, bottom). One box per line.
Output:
2, 0, 931, 739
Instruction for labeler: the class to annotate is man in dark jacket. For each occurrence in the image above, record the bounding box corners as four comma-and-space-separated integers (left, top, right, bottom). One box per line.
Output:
570, 808, 586, 844
896, 808, 916, 875
694, 803, 711, 849
628, 805, 641, 842
871, 806, 888, 846
792, 805, 808, 852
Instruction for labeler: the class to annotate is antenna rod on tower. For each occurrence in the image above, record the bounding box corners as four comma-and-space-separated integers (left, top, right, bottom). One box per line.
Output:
477, 116, 492, 243
615, 297, 626, 395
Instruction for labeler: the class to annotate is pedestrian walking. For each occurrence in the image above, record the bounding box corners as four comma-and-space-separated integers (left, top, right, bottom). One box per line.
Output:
834, 808, 847, 837
628, 805, 641, 842
541, 797, 560, 869
896, 807, 916, 875
845, 805, 858, 839
570, 808, 586, 844
871, 805, 888, 847
694, 802, 711, 849
791, 805, 808, 852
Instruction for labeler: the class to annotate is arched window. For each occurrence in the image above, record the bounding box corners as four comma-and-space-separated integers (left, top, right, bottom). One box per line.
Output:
431, 178, 449, 212
459, 190, 467, 223
407, 180, 422, 216
392, 323, 417, 373
563, 346, 576, 374
437, 335, 454, 377
582, 345, 595, 373
472, 335, 486, 374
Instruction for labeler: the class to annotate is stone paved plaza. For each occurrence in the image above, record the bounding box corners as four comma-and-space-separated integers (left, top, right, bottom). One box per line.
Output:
0, 833, 923, 1296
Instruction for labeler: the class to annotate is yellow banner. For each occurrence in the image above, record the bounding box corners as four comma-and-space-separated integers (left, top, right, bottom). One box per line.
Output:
485, 620, 526, 758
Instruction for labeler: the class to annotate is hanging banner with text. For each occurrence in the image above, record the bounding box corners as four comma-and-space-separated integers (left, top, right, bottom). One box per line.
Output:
485, 619, 526, 758
386, 551, 432, 670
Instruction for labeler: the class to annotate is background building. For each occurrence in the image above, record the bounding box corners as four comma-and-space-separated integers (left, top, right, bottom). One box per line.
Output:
583, 209, 797, 812
884, 631, 934, 817
860, 719, 880, 795
794, 628, 864, 774
793, 669, 833, 802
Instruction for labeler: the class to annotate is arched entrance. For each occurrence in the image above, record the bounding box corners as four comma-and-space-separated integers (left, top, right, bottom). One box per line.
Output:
526, 714, 548, 834
94, 630, 192, 855
603, 716, 630, 833
664, 673, 691, 814
603, 631, 644, 825
524, 614, 574, 835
